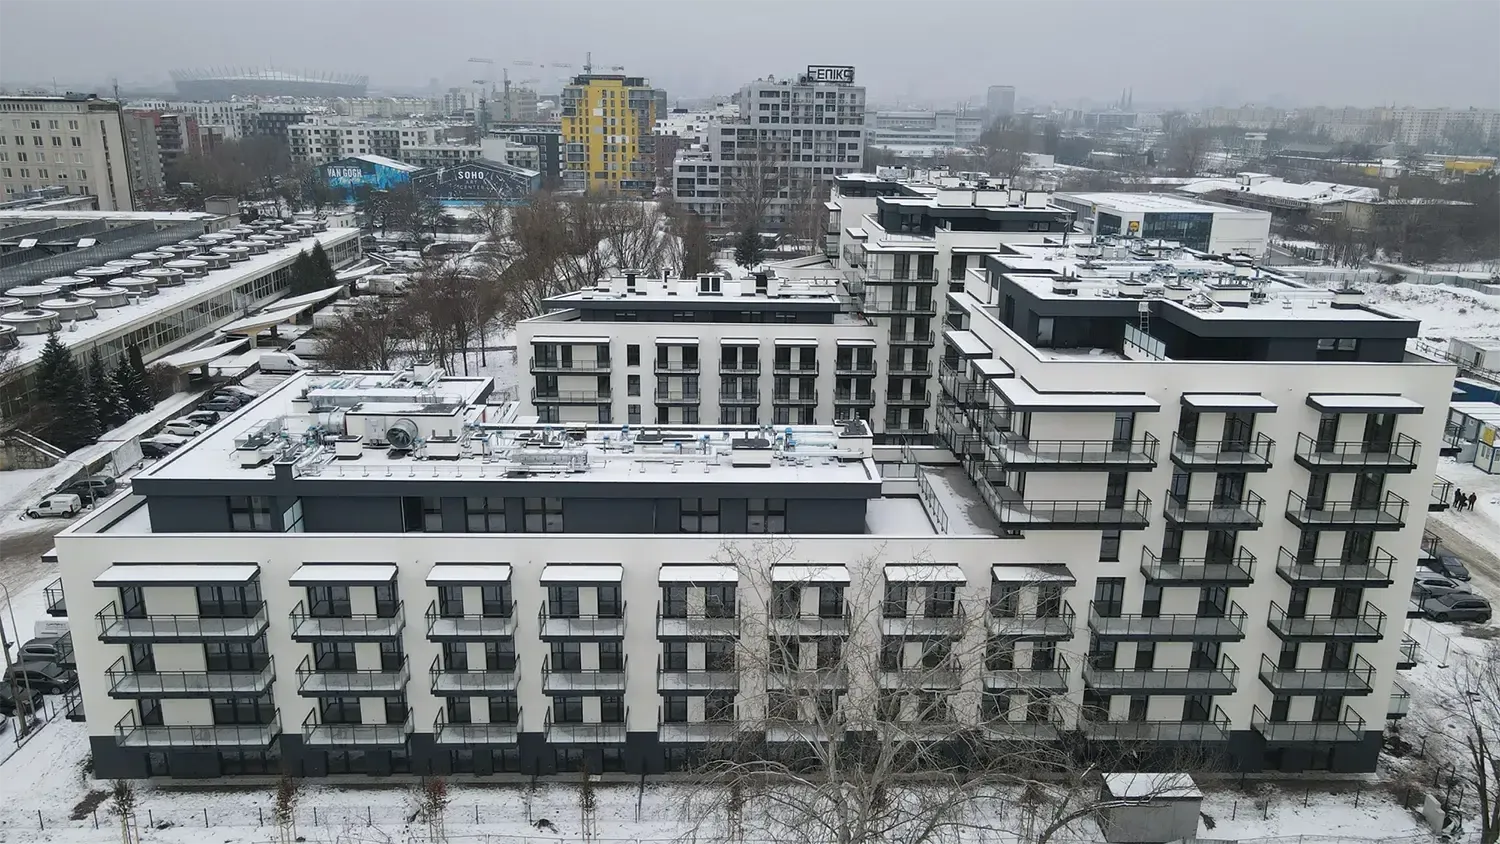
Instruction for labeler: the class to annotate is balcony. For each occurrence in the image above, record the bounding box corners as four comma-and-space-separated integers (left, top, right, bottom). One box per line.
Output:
96, 602, 269, 643
881, 604, 966, 638
878, 660, 963, 689
1170, 433, 1275, 472
772, 361, 820, 376
983, 655, 1071, 693
939, 363, 988, 408
1081, 706, 1230, 743
984, 488, 1153, 530
1252, 706, 1366, 744
833, 390, 877, 406
295, 655, 409, 697
302, 708, 413, 748
53, 631, 75, 668
765, 718, 842, 743
1397, 635, 1419, 670
865, 299, 938, 316
544, 709, 628, 743
1088, 601, 1247, 642
116, 710, 281, 749
657, 602, 739, 638
772, 390, 820, 405
1284, 491, 1408, 531
541, 655, 628, 693
834, 362, 878, 376
982, 719, 1063, 742
429, 655, 519, 694
106, 656, 275, 699
769, 607, 850, 637
659, 719, 740, 743
538, 603, 626, 638
888, 330, 936, 345
531, 388, 612, 405
718, 389, 761, 405
1293, 433, 1419, 473
44, 577, 65, 617
1390, 680, 1411, 719
1274, 548, 1396, 587
1258, 654, 1375, 695
654, 390, 702, 405
424, 601, 516, 639
654, 360, 700, 374
886, 390, 932, 407
993, 435, 1159, 472
1082, 655, 1238, 694
863, 269, 944, 285
434, 711, 518, 745
658, 658, 739, 692
987, 601, 1076, 640
1432, 476, 1453, 512
1163, 491, 1266, 530
719, 362, 761, 375
1140, 548, 1256, 586
289, 601, 404, 640
1267, 601, 1386, 642
529, 357, 612, 374
766, 666, 849, 690
888, 361, 932, 377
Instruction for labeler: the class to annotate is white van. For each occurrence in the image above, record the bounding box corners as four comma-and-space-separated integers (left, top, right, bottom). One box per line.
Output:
259, 351, 307, 374
26, 494, 82, 518
286, 337, 325, 358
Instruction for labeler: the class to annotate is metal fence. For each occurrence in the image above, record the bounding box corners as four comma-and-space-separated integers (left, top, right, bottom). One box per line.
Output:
0, 220, 208, 290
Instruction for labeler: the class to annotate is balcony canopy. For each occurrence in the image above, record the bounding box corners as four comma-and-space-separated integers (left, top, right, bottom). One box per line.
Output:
1306, 394, 1423, 414
991, 564, 1077, 585
943, 329, 991, 358
991, 378, 1161, 412
772, 565, 850, 583
657, 565, 739, 583
540, 564, 623, 582
530, 335, 609, 345
95, 563, 259, 586
425, 564, 512, 584
720, 337, 760, 346
884, 564, 966, 584
1181, 393, 1278, 413
289, 564, 397, 584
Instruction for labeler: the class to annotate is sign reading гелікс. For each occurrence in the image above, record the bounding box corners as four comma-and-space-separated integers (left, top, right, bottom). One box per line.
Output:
804, 65, 856, 85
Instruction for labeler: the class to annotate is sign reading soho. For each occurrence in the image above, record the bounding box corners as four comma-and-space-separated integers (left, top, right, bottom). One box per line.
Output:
804, 65, 856, 85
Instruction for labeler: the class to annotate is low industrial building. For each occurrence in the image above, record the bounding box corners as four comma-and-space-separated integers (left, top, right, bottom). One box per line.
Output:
1053, 192, 1272, 257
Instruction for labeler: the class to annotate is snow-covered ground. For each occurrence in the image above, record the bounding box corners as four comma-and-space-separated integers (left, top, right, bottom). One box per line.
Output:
1360, 281, 1500, 351
0, 468, 50, 517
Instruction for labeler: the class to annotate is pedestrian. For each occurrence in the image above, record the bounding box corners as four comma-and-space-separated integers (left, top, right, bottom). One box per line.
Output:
1469, 492, 1478, 511
1454, 487, 1465, 511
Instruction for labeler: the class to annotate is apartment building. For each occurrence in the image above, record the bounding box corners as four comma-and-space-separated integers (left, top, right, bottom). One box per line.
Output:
287, 119, 469, 167
52, 259, 1447, 778
672, 67, 867, 229
121, 111, 165, 198
560, 73, 665, 193
0, 94, 134, 211
1054, 192, 1272, 258
869, 110, 984, 152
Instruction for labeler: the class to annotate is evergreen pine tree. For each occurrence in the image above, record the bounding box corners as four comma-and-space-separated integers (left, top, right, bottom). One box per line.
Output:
88, 347, 128, 429
310, 241, 337, 289
733, 226, 766, 269
33, 331, 73, 405
289, 251, 316, 296
57, 370, 101, 451
116, 344, 153, 414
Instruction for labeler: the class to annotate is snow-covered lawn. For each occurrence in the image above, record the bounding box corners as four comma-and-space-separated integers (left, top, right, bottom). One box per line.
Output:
0, 468, 51, 516
1360, 281, 1500, 351
1195, 782, 1429, 841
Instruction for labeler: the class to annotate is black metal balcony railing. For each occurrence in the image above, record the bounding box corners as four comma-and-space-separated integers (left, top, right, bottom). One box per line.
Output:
96, 601, 269, 642
44, 577, 66, 617
882, 603, 967, 637
1293, 433, 1420, 472
1267, 601, 1387, 641
718, 390, 761, 404
996, 435, 1160, 471
658, 710, 741, 744
541, 654, 628, 693
529, 357, 612, 374
1258, 654, 1375, 695
434, 710, 519, 745
772, 362, 820, 375
1274, 548, 1397, 587
1422, 528, 1440, 559
865, 299, 937, 315
289, 601, 405, 640
538, 602, 627, 638
531, 387, 612, 404
1285, 491, 1409, 530
424, 600, 516, 639
1390, 681, 1412, 718
886, 390, 932, 406
1081, 704, 1231, 743
116, 709, 281, 749
766, 665, 850, 691
295, 655, 409, 696
654, 360, 701, 374
834, 362, 878, 376
986, 601, 1076, 640
1398, 635, 1420, 669
862, 268, 945, 284
890, 330, 936, 345
654, 390, 702, 404
886, 361, 930, 376
772, 391, 820, 405
1252, 705, 1366, 744
769, 606, 851, 637
657, 655, 739, 692
986, 489, 1153, 530
106, 655, 276, 698
303, 708, 413, 747
543, 707, 629, 743
719, 362, 761, 374
429, 654, 519, 694
982, 653, 1071, 693
1140, 547, 1256, 585
1164, 491, 1266, 529
834, 390, 877, 405
1082, 654, 1238, 694
1170, 433, 1275, 471
1088, 600, 1247, 641
656, 601, 740, 638
1432, 476, 1454, 512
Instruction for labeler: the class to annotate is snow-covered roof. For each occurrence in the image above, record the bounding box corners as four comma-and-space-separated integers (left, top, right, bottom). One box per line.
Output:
346, 154, 422, 173
1179, 176, 1381, 206
425, 564, 512, 584
1103, 773, 1202, 800
156, 338, 249, 369
289, 563, 397, 584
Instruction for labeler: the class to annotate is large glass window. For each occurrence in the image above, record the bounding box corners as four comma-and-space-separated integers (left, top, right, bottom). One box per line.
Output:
524, 497, 563, 532
680, 498, 720, 533
465, 497, 506, 532
747, 498, 786, 533
1139, 212, 1214, 252
228, 496, 272, 531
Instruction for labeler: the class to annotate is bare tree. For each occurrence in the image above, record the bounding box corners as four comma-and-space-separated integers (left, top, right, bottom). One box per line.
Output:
404, 259, 483, 373
273, 772, 300, 844
782, 182, 830, 257
722, 138, 781, 234
1419, 639, 1500, 842
111, 780, 140, 844
412, 776, 450, 842
1167, 128, 1213, 177
672, 540, 1214, 844
320, 299, 407, 370
675, 209, 717, 278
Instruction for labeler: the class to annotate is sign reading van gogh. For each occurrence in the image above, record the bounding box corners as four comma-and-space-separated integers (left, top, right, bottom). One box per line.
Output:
320, 157, 414, 194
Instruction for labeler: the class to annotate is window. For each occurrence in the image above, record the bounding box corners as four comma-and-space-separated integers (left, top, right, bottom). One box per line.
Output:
465, 497, 506, 532
307, 585, 351, 618
747, 498, 786, 533
524, 497, 563, 532
627, 344, 640, 366
418, 497, 442, 531
628, 374, 640, 396
228, 496, 272, 531
680, 498, 720, 532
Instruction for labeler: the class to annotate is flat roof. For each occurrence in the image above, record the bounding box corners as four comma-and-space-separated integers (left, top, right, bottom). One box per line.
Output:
1059, 192, 1268, 216
425, 563, 512, 584
94, 563, 259, 585
1103, 773, 1202, 800
772, 565, 850, 583
884, 564, 966, 584
219, 302, 314, 335
546, 273, 849, 305
944, 329, 991, 357
157, 338, 249, 369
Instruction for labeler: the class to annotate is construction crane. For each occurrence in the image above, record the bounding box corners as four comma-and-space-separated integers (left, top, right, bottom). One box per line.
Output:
467, 57, 494, 129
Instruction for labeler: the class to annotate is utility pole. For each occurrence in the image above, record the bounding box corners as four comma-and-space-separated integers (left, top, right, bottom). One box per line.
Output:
0, 596, 30, 739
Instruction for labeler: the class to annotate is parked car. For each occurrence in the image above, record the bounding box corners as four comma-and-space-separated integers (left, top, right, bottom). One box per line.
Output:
53, 474, 116, 500
5, 662, 77, 695
1413, 571, 1472, 597
25, 494, 82, 519
162, 419, 206, 438
141, 433, 187, 455
1420, 591, 1493, 623
1423, 553, 1472, 582
185, 410, 221, 427
19, 636, 67, 663
215, 384, 258, 400
199, 398, 242, 413
0, 685, 45, 719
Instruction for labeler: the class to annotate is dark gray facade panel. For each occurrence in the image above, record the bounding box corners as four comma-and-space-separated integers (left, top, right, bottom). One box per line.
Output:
302, 496, 404, 533
788, 498, 867, 534
148, 496, 230, 533
564, 498, 660, 534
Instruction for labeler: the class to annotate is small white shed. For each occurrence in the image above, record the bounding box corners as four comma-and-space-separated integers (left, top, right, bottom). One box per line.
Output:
1098, 772, 1203, 844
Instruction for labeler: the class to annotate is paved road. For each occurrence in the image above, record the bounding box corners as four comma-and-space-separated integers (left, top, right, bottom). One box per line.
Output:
1425, 514, 1500, 601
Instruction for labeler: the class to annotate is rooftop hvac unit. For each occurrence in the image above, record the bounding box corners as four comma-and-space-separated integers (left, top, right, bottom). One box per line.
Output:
730, 437, 774, 467
136, 267, 186, 287
40, 297, 97, 321
0, 297, 20, 311
7, 284, 62, 307
0, 309, 61, 335
426, 436, 461, 460
0, 325, 17, 350
189, 253, 231, 270
115, 277, 159, 298
334, 434, 363, 459
47, 277, 95, 295
211, 246, 251, 263
229, 239, 269, 255
164, 259, 209, 278
105, 259, 151, 273
385, 418, 419, 451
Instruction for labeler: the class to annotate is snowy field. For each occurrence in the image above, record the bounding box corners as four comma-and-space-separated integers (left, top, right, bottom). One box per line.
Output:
1360, 281, 1500, 351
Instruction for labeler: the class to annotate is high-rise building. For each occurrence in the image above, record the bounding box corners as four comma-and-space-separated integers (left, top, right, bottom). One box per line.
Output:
0, 94, 135, 210
671, 66, 867, 229
560, 73, 665, 193
120, 110, 164, 199
986, 85, 1016, 122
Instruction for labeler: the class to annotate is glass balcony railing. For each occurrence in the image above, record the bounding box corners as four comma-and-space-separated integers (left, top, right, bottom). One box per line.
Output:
1293, 433, 1419, 472
1274, 548, 1396, 587
97, 601, 269, 642
1088, 601, 1247, 641
289, 601, 404, 640
1140, 547, 1256, 585
1082, 655, 1238, 694
1267, 601, 1386, 641
302, 707, 412, 747
1285, 491, 1408, 530
1258, 653, 1375, 695
1253, 705, 1366, 744
424, 600, 516, 639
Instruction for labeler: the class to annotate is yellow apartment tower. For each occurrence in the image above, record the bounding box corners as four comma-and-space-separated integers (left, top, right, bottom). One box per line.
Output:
561, 73, 665, 193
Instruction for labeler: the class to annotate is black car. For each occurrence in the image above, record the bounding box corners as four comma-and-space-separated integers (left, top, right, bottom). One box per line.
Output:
141, 441, 174, 458
5, 661, 77, 695
185, 409, 221, 426
53, 474, 117, 501
199, 398, 241, 413
1424, 553, 1472, 582
0, 685, 45, 719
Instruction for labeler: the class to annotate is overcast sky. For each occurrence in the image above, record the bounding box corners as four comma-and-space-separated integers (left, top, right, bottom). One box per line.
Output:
1, 0, 1496, 108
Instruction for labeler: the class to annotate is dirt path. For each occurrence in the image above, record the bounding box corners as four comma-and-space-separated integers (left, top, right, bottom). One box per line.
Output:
1425, 515, 1500, 599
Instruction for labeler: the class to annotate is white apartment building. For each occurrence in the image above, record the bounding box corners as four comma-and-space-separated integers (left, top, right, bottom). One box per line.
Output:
869, 110, 984, 153
131, 100, 258, 140
1392, 107, 1500, 149
672, 67, 867, 229
0, 94, 134, 211
287, 119, 466, 167
51, 242, 1446, 778
1054, 192, 1272, 258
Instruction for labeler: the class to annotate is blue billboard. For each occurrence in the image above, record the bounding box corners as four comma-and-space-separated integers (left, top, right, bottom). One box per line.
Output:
320, 155, 420, 197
